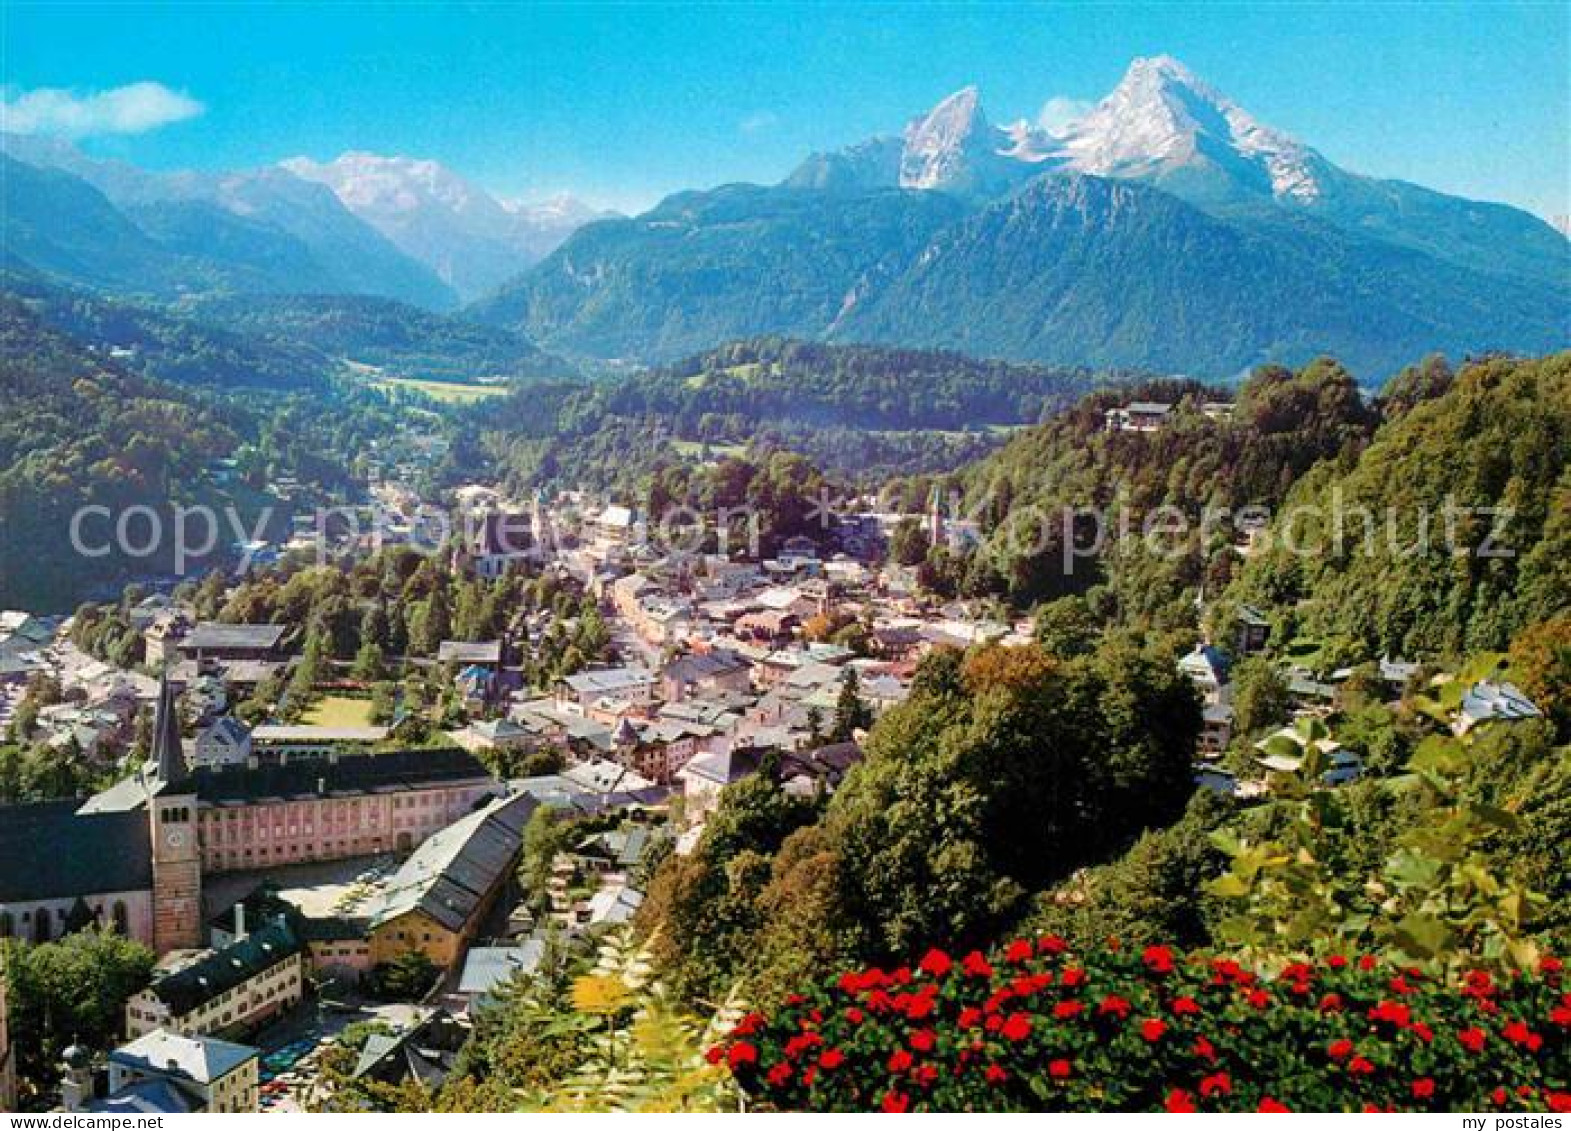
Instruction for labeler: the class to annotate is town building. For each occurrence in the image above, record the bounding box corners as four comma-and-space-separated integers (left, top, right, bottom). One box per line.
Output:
192, 716, 252, 770
99, 1031, 258, 1114
177, 623, 288, 664
1104, 401, 1174, 433
125, 918, 307, 1040
361, 791, 536, 969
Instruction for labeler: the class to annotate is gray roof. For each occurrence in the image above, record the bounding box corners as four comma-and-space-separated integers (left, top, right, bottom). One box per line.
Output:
663, 650, 749, 684
146, 919, 303, 1016
85, 1079, 196, 1114
181, 622, 287, 653
457, 942, 545, 995
437, 640, 503, 665
563, 666, 655, 695
362, 793, 536, 933
111, 1030, 258, 1085
0, 798, 151, 902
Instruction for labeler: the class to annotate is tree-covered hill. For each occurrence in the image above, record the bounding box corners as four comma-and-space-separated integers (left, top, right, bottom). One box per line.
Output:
597, 337, 1116, 433
449, 337, 1120, 492
1223, 351, 1571, 658
190, 293, 575, 383
470, 184, 968, 363
0, 297, 240, 608
3, 268, 335, 391
926, 358, 1377, 610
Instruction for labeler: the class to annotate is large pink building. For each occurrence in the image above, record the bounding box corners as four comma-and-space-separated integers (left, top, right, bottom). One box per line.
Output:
194, 749, 498, 873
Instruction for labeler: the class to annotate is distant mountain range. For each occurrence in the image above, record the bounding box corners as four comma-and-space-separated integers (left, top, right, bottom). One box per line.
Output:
281, 152, 611, 300
3, 56, 1566, 378
0, 134, 604, 308
485, 56, 1569, 377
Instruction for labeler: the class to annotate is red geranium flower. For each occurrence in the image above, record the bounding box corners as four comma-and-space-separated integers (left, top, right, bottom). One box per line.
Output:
1199, 1072, 1231, 1098
1002, 1012, 1033, 1042
881, 1090, 910, 1114
1039, 934, 1069, 955
985, 1064, 1007, 1086
1165, 1089, 1196, 1113
962, 950, 994, 979
819, 1048, 845, 1070
1546, 1092, 1571, 1113
917, 948, 952, 978
1259, 1097, 1290, 1112
1319, 993, 1343, 1013
1327, 1039, 1353, 1060
705, 1044, 724, 1065
1005, 938, 1034, 964
1550, 1004, 1571, 1028
1369, 1000, 1411, 1028
1326, 954, 1348, 969
1358, 954, 1377, 971
1193, 1036, 1216, 1062
909, 1029, 936, 1053
766, 1062, 792, 1087
1053, 1000, 1085, 1020
1049, 1059, 1072, 1079
888, 1049, 914, 1073
1348, 1056, 1375, 1076
1542, 956, 1564, 974
1411, 1021, 1433, 1044
1143, 944, 1175, 974
958, 1006, 983, 1029
1457, 1027, 1487, 1053
1141, 1018, 1168, 1042
727, 1042, 758, 1069
1246, 988, 1271, 1009
1502, 1020, 1543, 1051
1492, 1087, 1508, 1106
1172, 996, 1201, 1016
1412, 1078, 1435, 1100
1061, 966, 1087, 988
1098, 994, 1132, 1019
845, 1006, 865, 1025
913, 1064, 938, 1088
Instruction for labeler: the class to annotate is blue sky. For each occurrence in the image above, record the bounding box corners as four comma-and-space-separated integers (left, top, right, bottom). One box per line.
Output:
5, 2, 1568, 220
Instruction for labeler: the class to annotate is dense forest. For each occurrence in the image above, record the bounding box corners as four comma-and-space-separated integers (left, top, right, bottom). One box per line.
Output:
1224, 351, 1570, 658
0, 294, 421, 609
450, 337, 1124, 492
188, 293, 575, 383
0, 297, 240, 608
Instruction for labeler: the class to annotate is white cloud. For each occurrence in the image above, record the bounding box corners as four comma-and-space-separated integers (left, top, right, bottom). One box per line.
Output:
739, 111, 779, 136
0, 81, 204, 139
1037, 95, 1093, 137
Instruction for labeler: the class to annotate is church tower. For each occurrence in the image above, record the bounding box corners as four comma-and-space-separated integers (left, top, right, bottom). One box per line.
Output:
148, 676, 202, 954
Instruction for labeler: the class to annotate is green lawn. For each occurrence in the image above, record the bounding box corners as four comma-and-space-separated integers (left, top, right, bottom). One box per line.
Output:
371, 376, 514, 404
302, 695, 377, 728
673, 439, 749, 459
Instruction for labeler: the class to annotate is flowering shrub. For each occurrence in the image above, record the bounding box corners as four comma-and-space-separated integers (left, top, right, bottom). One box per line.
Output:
710, 938, 1570, 1112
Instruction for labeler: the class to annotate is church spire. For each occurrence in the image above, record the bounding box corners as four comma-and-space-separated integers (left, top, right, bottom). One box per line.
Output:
151, 674, 187, 786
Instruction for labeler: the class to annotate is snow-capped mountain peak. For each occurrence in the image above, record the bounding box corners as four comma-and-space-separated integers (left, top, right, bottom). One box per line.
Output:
278, 150, 602, 299
899, 85, 1029, 196
1059, 54, 1328, 204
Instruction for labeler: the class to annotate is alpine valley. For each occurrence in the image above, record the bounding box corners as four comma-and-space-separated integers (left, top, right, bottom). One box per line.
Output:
4, 55, 1567, 379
